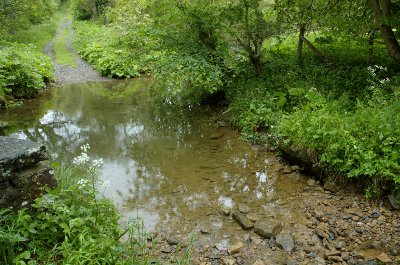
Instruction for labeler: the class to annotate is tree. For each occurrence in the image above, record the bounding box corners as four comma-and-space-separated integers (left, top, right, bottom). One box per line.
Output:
369, 0, 400, 64
275, 0, 340, 66
222, 0, 273, 76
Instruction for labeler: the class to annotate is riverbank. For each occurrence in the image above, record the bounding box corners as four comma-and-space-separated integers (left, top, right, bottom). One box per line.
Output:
1, 80, 399, 264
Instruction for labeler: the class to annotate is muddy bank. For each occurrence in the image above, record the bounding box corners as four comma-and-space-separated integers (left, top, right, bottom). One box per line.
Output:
43, 19, 108, 85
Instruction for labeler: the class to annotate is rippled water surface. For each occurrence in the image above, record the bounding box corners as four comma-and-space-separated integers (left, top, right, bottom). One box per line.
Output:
0, 79, 307, 241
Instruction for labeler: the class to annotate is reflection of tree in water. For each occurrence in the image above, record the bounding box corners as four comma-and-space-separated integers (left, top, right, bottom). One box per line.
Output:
1, 79, 294, 226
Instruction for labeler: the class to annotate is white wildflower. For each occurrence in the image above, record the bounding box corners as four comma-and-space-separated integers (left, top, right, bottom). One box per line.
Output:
77, 179, 89, 189
73, 152, 90, 165
101, 180, 110, 188
92, 158, 103, 168
81, 143, 90, 152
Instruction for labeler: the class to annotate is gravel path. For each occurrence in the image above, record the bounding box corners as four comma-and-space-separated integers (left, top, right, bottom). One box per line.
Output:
44, 19, 109, 85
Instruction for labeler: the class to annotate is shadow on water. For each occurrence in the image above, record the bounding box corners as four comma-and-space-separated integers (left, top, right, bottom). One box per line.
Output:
0, 78, 308, 243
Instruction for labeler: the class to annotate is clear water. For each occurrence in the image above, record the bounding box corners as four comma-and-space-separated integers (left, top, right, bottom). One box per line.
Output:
0, 79, 307, 243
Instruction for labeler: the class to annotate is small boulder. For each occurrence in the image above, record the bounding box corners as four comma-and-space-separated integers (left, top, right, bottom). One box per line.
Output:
377, 252, 392, 263
254, 220, 282, 239
232, 210, 254, 230
276, 233, 295, 252
227, 241, 244, 254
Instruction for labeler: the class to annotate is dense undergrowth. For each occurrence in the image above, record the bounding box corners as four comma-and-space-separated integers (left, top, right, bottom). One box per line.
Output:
0, 0, 66, 107
73, 21, 144, 78
0, 42, 54, 104
0, 146, 192, 265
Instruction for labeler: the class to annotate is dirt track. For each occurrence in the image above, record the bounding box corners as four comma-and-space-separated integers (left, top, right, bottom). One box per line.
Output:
43, 19, 108, 85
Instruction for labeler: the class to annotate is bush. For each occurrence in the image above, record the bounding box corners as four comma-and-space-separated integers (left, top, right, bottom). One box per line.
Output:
0, 42, 54, 100
73, 21, 142, 78
151, 52, 224, 103
278, 89, 400, 198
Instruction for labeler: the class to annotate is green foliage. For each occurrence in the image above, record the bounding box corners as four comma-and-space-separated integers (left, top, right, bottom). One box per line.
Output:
0, 147, 193, 264
73, 21, 142, 78
0, 42, 54, 101
278, 82, 400, 196
71, 0, 111, 20
0, 0, 60, 35
151, 52, 224, 102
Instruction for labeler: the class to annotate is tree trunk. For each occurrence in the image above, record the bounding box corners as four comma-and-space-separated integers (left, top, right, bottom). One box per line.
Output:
367, 31, 376, 65
369, 0, 400, 64
300, 36, 327, 63
250, 53, 262, 77
297, 24, 306, 67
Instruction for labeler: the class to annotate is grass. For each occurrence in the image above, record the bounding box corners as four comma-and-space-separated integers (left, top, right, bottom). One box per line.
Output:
54, 26, 77, 67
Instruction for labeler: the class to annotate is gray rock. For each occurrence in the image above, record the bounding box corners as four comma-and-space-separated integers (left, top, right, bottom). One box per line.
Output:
323, 177, 340, 192
388, 195, 400, 210
315, 228, 329, 239
276, 233, 295, 252
335, 241, 346, 249
268, 238, 276, 248
254, 220, 282, 239
314, 256, 325, 264
238, 204, 250, 214
389, 246, 400, 256
167, 236, 179, 245
0, 136, 49, 181
0, 162, 55, 208
290, 165, 300, 171
232, 210, 254, 230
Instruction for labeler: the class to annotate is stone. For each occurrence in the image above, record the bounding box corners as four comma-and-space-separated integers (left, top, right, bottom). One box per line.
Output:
0, 162, 55, 208
246, 213, 259, 222
209, 132, 224, 139
252, 260, 265, 265
167, 236, 179, 245
220, 205, 231, 216
161, 246, 173, 253
377, 252, 391, 263
307, 179, 316, 186
344, 208, 364, 217
389, 246, 400, 256
232, 211, 254, 230
254, 220, 282, 239
314, 256, 326, 264
335, 241, 346, 249
324, 250, 341, 258
290, 165, 300, 171
275, 233, 295, 252
315, 229, 329, 239
283, 167, 292, 174
221, 257, 235, 265
388, 195, 400, 210
328, 256, 343, 262
238, 204, 250, 214
227, 242, 244, 254
323, 177, 340, 192
0, 137, 49, 180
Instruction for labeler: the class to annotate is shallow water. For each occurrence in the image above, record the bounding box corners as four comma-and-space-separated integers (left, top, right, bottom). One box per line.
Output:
0, 79, 308, 244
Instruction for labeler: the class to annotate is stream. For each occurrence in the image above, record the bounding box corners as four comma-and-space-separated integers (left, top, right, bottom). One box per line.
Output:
3, 79, 396, 264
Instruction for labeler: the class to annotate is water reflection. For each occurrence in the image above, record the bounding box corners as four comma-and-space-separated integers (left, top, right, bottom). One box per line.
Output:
0, 79, 306, 236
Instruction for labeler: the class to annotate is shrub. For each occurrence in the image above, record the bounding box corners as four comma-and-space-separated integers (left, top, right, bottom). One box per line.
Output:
278, 89, 400, 198
0, 42, 54, 100
73, 21, 142, 78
